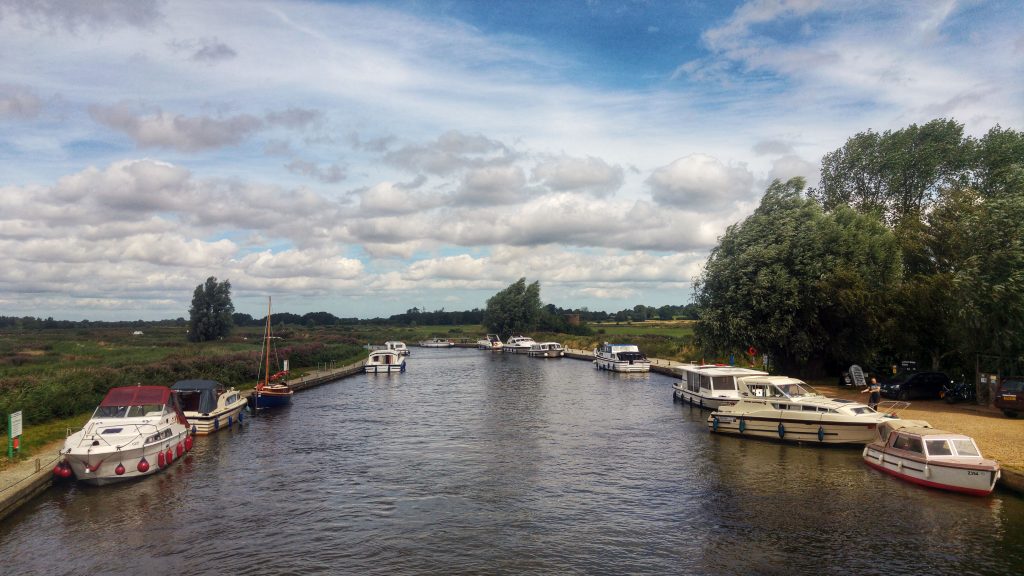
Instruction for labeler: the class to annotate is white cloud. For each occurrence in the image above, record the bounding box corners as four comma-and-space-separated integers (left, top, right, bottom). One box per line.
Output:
89, 102, 263, 152
531, 154, 624, 197
647, 154, 755, 209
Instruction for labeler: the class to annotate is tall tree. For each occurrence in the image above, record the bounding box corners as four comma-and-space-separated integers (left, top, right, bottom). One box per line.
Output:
483, 278, 542, 338
188, 277, 234, 342
694, 178, 901, 374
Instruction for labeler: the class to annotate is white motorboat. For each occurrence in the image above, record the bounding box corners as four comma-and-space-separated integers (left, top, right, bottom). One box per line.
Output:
672, 363, 768, 409
365, 349, 407, 373
593, 342, 650, 372
419, 338, 454, 348
384, 341, 410, 356
863, 421, 1001, 496
504, 335, 537, 354
476, 334, 503, 350
171, 379, 248, 435
55, 386, 191, 485
528, 342, 565, 358
707, 375, 907, 444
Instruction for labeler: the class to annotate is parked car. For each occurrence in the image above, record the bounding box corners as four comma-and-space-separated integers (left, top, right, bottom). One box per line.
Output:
994, 376, 1024, 417
879, 371, 953, 400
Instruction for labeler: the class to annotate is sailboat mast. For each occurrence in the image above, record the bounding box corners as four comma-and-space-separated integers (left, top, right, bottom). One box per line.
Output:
264, 296, 272, 388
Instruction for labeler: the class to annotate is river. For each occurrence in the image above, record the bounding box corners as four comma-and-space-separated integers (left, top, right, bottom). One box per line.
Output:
2, 347, 1022, 575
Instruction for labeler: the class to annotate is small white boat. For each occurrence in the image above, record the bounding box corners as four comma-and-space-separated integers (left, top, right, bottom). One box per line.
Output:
55, 386, 191, 485
365, 350, 407, 373
528, 342, 564, 358
672, 363, 768, 409
863, 421, 1001, 496
593, 342, 650, 372
504, 335, 537, 354
171, 379, 248, 435
476, 334, 503, 350
384, 341, 410, 356
707, 375, 906, 444
419, 338, 454, 348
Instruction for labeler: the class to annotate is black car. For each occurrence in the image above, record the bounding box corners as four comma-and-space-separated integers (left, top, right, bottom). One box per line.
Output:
880, 371, 953, 400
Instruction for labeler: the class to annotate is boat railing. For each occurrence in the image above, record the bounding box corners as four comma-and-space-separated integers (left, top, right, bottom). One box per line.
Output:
876, 400, 910, 416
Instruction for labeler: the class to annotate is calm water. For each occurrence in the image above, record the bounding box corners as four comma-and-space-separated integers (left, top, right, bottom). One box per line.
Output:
2, 348, 1022, 575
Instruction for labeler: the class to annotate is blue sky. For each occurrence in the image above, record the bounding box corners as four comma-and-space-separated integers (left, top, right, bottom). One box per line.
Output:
1, 0, 1022, 321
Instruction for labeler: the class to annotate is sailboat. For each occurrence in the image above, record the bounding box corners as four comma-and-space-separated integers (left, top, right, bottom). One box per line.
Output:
253, 296, 294, 409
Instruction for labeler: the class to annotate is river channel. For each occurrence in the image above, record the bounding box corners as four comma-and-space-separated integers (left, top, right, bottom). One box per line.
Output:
2, 347, 1023, 575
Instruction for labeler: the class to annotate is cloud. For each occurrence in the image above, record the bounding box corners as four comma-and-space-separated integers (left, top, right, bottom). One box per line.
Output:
385, 130, 517, 175
265, 108, 324, 130
646, 154, 755, 209
767, 154, 818, 188
89, 102, 263, 152
0, 83, 42, 119
357, 181, 442, 215
0, 0, 163, 32
285, 159, 345, 183
452, 165, 528, 205
531, 154, 624, 197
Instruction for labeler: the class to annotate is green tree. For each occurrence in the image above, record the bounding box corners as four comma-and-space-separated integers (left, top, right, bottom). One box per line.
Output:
483, 278, 542, 338
188, 277, 234, 342
694, 178, 901, 374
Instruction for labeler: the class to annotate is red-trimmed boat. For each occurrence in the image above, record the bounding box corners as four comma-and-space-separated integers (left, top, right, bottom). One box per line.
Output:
253, 296, 294, 410
863, 420, 1001, 496
55, 385, 191, 485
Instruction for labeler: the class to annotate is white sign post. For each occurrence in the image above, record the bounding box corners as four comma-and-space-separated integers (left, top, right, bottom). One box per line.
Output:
8, 410, 22, 459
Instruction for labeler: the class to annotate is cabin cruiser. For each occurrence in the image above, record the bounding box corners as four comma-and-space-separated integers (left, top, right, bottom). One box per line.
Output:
365, 349, 407, 373
863, 421, 1001, 496
384, 341, 410, 356
419, 338, 454, 348
707, 375, 906, 444
55, 386, 191, 485
171, 379, 248, 435
673, 364, 768, 409
504, 335, 537, 354
476, 334, 503, 350
528, 342, 565, 358
593, 342, 650, 372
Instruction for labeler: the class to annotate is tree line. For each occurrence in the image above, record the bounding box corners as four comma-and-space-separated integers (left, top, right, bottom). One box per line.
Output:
694, 118, 1024, 380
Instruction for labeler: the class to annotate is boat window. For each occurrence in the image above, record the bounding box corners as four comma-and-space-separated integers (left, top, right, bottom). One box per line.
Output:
748, 385, 767, 397
772, 403, 789, 410
102, 427, 123, 434
94, 405, 129, 418
893, 434, 924, 453
688, 372, 700, 392
925, 439, 953, 456
848, 407, 874, 414
712, 376, 736, 391
951, 439, 980, 457
700, 375, 713, 390
801, 405, 819, 411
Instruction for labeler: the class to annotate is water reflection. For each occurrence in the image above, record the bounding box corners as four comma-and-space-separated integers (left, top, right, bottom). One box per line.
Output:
2, 349, 1022, 575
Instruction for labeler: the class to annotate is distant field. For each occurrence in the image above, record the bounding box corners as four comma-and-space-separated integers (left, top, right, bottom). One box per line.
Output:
590, 320, 695, 339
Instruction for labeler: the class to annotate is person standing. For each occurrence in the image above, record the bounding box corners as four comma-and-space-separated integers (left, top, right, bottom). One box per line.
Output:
862, 377, 881, 410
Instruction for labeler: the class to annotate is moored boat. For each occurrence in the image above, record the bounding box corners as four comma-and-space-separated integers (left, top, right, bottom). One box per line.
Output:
528, 342, 565, 358
504, 335, 537, 354
55, 385, 191, 485
253, 297, 294, 409
672, 363, 768, 409
419, 338, 454, 348
365, 349, 407, 373
593, 342, 650, 372
708, 375, 907, 444
385, 341, 410, 355
862, 421, 1001, 495
171, 379, 247, 435
476, 334, 503, 350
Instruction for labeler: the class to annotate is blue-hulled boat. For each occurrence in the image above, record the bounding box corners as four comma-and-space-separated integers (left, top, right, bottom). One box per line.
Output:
253, 297, 294, 409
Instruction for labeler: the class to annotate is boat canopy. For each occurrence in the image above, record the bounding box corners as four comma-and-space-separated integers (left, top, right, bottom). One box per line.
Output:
171, 379, 225, 414
877, 419, 933, 443
100, 386, 172, 407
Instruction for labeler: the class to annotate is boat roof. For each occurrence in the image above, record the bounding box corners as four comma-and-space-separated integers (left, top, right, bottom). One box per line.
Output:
880, 420, 936, 435
738, 375, 805, 385
170, 379, 224, 391
100, 386, 172, 406
678, 365, 768, 377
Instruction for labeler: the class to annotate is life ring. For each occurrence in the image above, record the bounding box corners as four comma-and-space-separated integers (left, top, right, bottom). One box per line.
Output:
747, 346, 757, 356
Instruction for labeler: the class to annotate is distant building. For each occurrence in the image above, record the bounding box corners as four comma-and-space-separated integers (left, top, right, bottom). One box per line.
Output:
565, 314, 580, 326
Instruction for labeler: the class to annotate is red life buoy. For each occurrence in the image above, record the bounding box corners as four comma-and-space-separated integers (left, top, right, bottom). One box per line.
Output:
747, 346, 757, 356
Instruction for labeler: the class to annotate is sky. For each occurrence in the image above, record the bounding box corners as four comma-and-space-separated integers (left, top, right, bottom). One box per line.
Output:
1, 0, 1022, 321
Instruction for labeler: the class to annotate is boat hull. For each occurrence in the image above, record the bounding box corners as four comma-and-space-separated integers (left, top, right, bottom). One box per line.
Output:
254, 387, 293, 409
365, 362, 406, 373
674, 385, 739, 410
63, 426, 189, 485
863, 445, 1000, 496
528, 350, 564, 358
594, 358, 650, 372
184, 400, 247, 435
708, 413, 880, 444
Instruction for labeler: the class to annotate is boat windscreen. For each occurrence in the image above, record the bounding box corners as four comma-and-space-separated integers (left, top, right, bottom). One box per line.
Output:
951, 439, 980, 457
